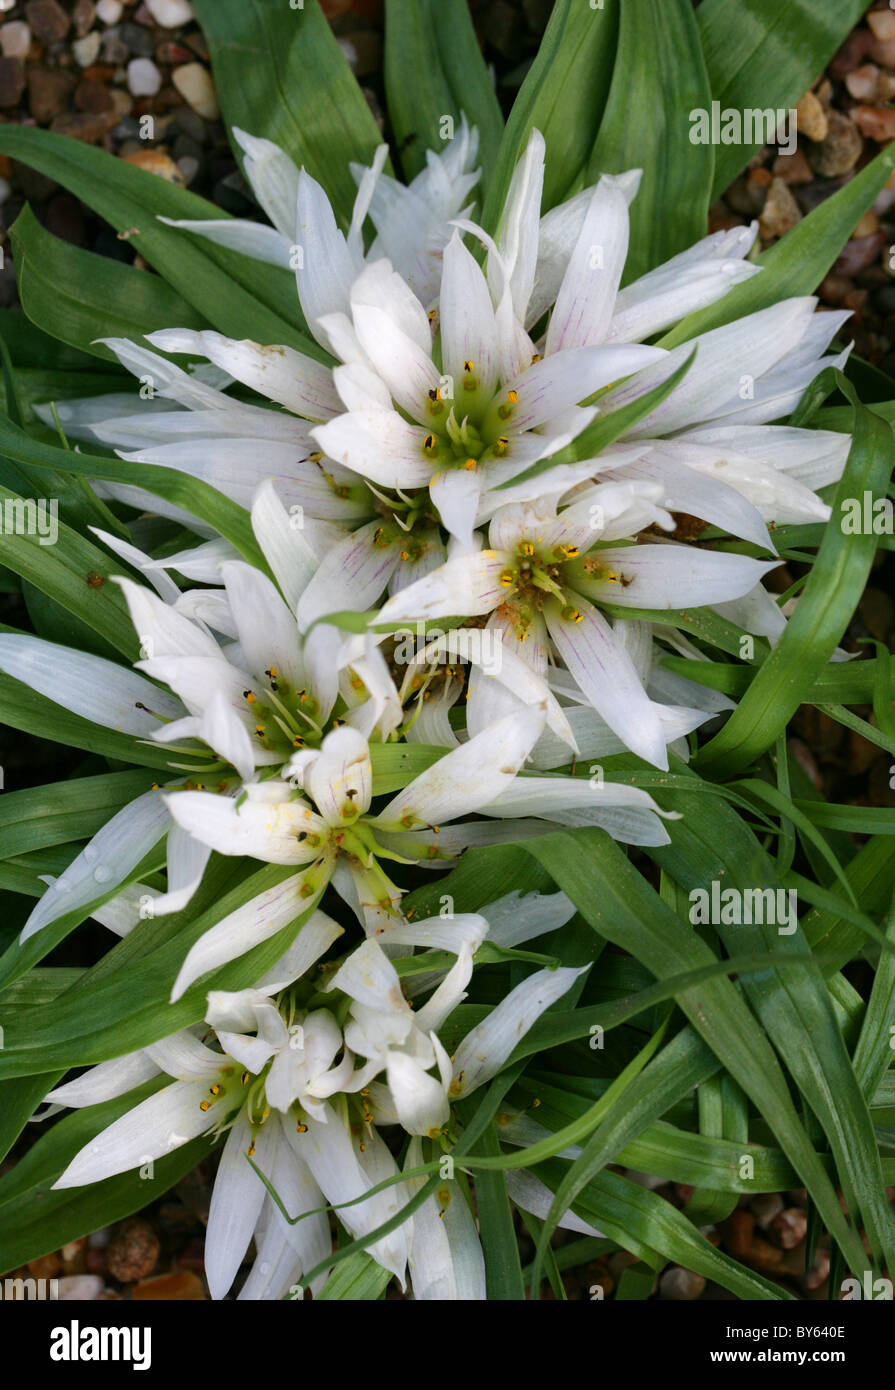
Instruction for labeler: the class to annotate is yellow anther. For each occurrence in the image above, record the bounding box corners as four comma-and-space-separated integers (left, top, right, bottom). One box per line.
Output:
507, 389, 518, 404
199, 1100, 211, 1112
424, 434, 436, 450
499, 569, 515, 587
463, 359, 474, 372
463, 457, 477, 471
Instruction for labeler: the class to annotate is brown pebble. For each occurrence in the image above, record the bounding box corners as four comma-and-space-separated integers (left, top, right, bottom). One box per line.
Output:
106, 1218, 160, 1283
27, 66, 76, 122
49, 108, 118, 142
830, 29, 875, 79
853, 209, 881, 238
122, 147, 185, 184
772, 148, 813, 186
745, 1237, 786, 1272
845, 63, 884, 103
0, 55, 24, 107
85, 1248, 108, 1276
72, 0, 96, 37
132, 1270, 206, 1301
759, 176, 802, 239
834, 231, 886, 277
801, 1249, 831, 1293
27, 1252, 62, 1280
852, 104, 895, 143
807, 110, 863, 177
723, 1209, 756, 1258
869, 10, 895, 41
24, 0, 70, 43
75, 78, 113, 113
749, 1192, 784, 1228
769, 1207, 808, 1250
795, 90, 828, 142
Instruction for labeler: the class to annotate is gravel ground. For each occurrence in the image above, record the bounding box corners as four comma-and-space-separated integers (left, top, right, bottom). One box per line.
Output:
0, 0, 893, 1301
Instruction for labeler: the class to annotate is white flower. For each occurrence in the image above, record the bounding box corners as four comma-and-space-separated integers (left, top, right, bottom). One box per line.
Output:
159, 121, 481, 311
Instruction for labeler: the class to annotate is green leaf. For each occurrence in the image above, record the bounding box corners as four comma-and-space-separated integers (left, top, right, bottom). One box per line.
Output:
384, 0, 503, 189
481, 0, 619, 229
10, 204, 209, 362
585, 0, 713, 281
527, 827, 869, 1276
660, 144, 895, 347
195, 0, 385, 226
0, 126, 320, 353
698, 0, 874, 197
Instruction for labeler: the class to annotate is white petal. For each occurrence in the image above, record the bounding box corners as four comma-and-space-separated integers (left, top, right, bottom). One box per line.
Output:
546, 178, 630, 352
311, 409, 435, 489
374, 550, 508, 626
158, 215, 293, 267
205, 1110, 272, 1299
46, 1051, 161, 1108
52, 1079, 211, 1187
164, 789, 327, 865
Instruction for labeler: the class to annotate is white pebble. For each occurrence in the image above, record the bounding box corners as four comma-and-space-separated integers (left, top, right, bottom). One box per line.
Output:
172, 62, 219, 119
96, 0, 123, 22
57, 1275, 104, 1301
72, 31, 102, 67
127, 57, 162, 97
0, 21, 30, 58
144, 0, 195, 26
0, 0, 15, 12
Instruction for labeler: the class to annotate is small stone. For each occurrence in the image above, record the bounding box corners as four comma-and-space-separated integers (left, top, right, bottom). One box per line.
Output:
101, 26, 128, 61
768, 1207, 808, 1250
60, 1238, 88, 1269
50, 109, 118, 142
0, 56, 25, 106
853, 209, 880, 238
108, 87, 133, 116
127, 56, 161, 95
75, 77, 114, 112
123, 147, 184, 184
0, 22, 31, 57
27, 1252, 62, 1279
869, 33, 895, 67
28, 65, 75, 121
845, 63, 882, 102
72, 31, 102, 65
834, 231, 886, 277
772, 148, 813, 185
131, 1270, 206, 1300
25, 0, 70, 43
869, 9, 895, 41
659, 1267, 706, 1301
795, 90, 828, 142
96, 0, 123, 20
852, 104, 895, 144
723, 1209, 755, 1259
807, 111, 863, 178
120, 19, 155, 55
88, 1228, 112, 1249
57, 1275, 104, 1300
73, 0, 96, 36
745, 1237, 786, 1272
144, 0, 194, 24
749, 1192, 784, 1228
759, 176, 802, 239
106, 1218, 160, 1283
800, 1249, 830, 1293
172, 61, 218, 119
175, 153, 198, 184
830, 29, 875, 79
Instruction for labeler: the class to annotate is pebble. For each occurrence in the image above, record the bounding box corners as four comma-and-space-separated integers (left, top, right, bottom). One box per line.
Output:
759, 175, 802, 239
834, 231, 886, 276
800, 1249, 831, 1293
807, 110, 863, 177
24, 0, 70, 43
96, 0, 123, 21
659, 1267, 706, 1301
144, 0, 195, 25
101, 26, 128, 61
50, 108, 118, 141
127, 56, 161, 95
869, 33, 895, 67
131, 1270, 206, 1300
749, 1192, 784, 1228
27, 1252, 62, 1279
72, 31, 102, 66
106, 1218, 160, 1282
772, 148, 813, 185
768, 1206, 808, 1250
852, 103, 895, 143
176, 153, 198, 184
172, 60, 218, 118
75, 77, 114, 112
0, 55, 24, 106
0, 22, 31, 58
795, 90, 828, 142
869, 9, 895, 41
830, 29, 875, 79
120, 19, 155, 55
57, 1275, 104, 1300
723, 1208, 756, 1258
123, 147, 185, 184
73, 0, 96, 37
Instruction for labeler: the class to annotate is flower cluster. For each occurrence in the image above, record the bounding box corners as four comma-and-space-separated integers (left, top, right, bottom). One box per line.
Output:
5, 116, 853, 1298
